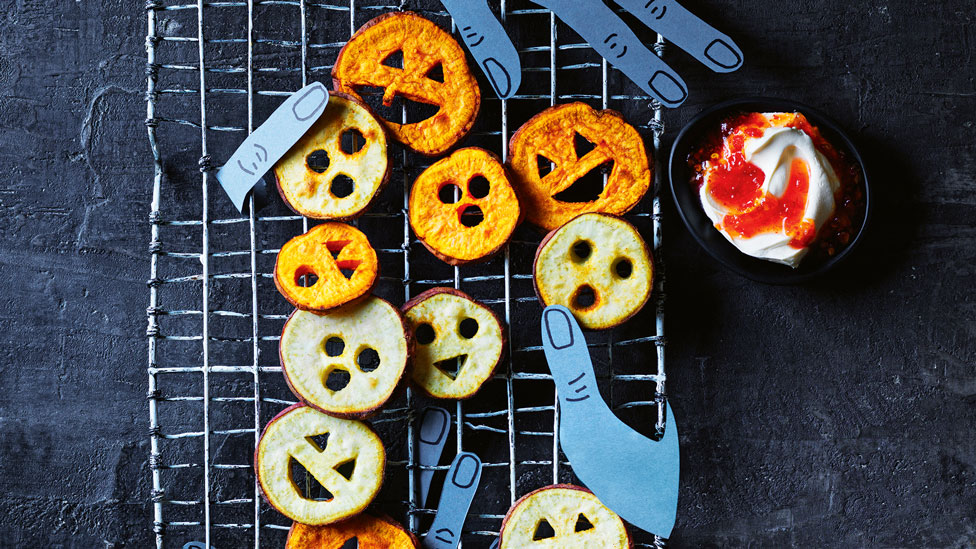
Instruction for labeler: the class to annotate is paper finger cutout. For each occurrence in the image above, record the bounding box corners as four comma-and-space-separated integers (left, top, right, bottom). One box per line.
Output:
418, 406, 451, 507
422, 452, 483, 549
217, 82, 329, 211
440, 0, 522, 99
533, 0, 688, 107
615, 0, 743, 73
540, 305, 679, 538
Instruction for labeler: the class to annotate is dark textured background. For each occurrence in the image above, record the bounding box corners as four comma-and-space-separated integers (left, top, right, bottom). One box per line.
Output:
0, 0, 973, 547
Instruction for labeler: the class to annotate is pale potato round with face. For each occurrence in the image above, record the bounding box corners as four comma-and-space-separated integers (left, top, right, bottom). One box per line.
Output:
499, 485, 632, 549
403, 288, 504, 400
280, 296, 410, 418
255, 404, 385, 526
274, 92, 389, 220
534, 213, 653, 330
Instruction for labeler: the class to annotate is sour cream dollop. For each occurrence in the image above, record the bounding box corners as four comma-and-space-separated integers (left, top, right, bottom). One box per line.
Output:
698, 113, 840, 268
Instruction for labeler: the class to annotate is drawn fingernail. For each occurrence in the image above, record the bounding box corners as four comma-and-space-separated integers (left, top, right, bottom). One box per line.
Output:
482, 58, 512, 98
704, 39, 742, 69
292, 84, 328, 121
544, 307, 574, 349
648, 71, 688, 105
451, 454, 480, 488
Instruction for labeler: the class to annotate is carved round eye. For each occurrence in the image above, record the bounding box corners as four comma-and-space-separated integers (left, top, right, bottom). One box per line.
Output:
468, 176, 490, 199
357, 347, 381, 372
323, 336, 345, 357
571, 240, 592, 262
438, 183, 462, 204
307, 149, 330, 173
614, 258, 633, 279
416, 323, 436, 345
324, 367, 351, 391
294, 266, 319, 287
331, 174, 355, 198
340, 127, 365, 154
459, 318, 479, 339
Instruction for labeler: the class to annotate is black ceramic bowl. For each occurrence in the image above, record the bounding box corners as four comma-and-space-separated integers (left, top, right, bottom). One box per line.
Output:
668, 98, 871, 284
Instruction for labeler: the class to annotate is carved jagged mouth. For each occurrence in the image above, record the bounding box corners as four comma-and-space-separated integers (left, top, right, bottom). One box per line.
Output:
433, 354, 467, 381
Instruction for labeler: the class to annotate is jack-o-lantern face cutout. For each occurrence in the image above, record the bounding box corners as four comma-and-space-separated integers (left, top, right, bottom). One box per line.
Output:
274, 92, 389, 220
280, 297, 411, 419
508, 102, 651, 231
332, 11, 481, 156
286, 514, 419, 549
255, 404, 385, 526
534, 213, 653, 330
499, 485, 632, 549
403, 288, 504, 400
409, 147, 521, 265
274, 222, 378, 312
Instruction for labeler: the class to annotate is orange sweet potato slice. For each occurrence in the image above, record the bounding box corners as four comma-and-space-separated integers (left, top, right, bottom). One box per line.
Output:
274, 222, 378, 312
508, 103, 651, 231
332, 11, 480, 156
409, 147, 520, 265
286, 514, 419, 548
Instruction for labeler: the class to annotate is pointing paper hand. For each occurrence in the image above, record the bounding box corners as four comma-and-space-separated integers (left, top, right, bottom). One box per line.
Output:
439, 0, 522, 99
530, 0, 743, 107
541, 305, 680, 538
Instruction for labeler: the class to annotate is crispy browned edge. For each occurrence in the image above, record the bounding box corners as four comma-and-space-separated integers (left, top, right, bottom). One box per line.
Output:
409, 147, 523, 266
273, 90, 393, 221
285, 513, 421, 548
272, 224, 380, 314
253, 402, 388, 525
279, 296, 415, 420
498, 483, 634, 549
400, 287, 507, 400
506, 102, 652, 232
531, 213, 654, 331
331, 11, 481, 157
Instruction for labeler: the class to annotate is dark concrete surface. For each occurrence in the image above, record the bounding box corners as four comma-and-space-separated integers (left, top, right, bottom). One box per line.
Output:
0, 0, 973, 547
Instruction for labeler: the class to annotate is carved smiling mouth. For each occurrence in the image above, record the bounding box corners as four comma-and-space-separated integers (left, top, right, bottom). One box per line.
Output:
433, 354, 468, 380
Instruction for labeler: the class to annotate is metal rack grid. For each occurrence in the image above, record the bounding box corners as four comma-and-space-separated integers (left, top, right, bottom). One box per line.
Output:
145, 1, 668, 547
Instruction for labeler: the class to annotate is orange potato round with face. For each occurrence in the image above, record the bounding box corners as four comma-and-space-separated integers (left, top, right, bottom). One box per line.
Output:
402, 288, 505, 400
274, 222, 379, 313
332, 11, 480, 156
286, 514, 419, 549
508, 102, 651, 232
409, 147, 521, 265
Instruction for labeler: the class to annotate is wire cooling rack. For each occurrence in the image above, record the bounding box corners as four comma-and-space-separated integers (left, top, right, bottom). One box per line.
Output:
145, 1, 668, 547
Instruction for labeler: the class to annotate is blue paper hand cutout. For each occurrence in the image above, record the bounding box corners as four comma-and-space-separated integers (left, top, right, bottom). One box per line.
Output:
541, 305, 680, 538
422, 452, 483, 549
440, 0, 522, 99
417, 406, 451, 508
215, 82, 329, 211
542, 0, 743, 106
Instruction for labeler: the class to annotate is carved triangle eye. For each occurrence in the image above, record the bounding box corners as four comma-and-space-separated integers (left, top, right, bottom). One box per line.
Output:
325, 240, 351, 259
381, 49, 403, 69
537, 153, 555, 179
334, 458, 356, 481
340, 536, 359, 549
426, 62, 444, 83
574, 131, 597, 159
574, 513, 594, 532
304, 433, 329, 453
533, 518, 556, 540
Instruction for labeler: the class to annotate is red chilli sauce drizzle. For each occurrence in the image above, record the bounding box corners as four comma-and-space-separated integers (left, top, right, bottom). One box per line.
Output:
688, 112, 865, 259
